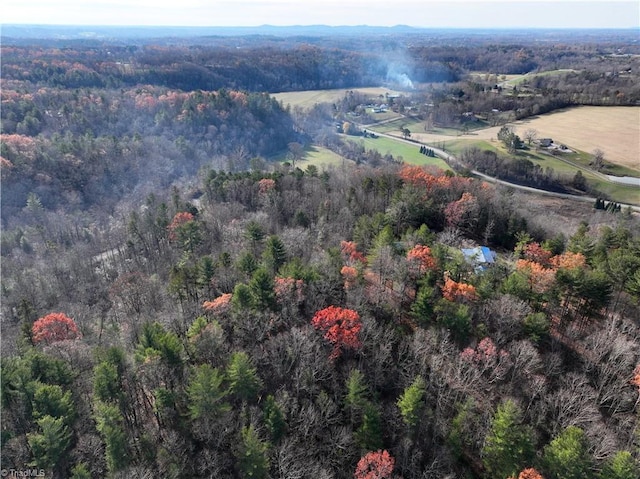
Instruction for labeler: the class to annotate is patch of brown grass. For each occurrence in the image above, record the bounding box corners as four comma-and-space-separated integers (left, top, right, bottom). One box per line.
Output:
413, 106, 639, 171
512, 106, 639, 170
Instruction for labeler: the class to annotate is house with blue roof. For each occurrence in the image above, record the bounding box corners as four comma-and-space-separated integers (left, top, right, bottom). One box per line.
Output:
461, 246, 497, 272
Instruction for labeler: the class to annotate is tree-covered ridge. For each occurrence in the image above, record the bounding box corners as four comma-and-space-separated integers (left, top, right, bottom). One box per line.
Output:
0, 84, 295, 222
0, 44, 391, 92
2, 38, 638, 99
2, 163, 639, 478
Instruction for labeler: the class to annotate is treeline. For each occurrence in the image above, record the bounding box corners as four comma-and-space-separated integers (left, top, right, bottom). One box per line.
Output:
412, 42, 639, 75
408, 70, 637, 130
1, 163, 639, 478
459, 147, 573, 193
4, 38, 638, 97
0, 44, 389, 92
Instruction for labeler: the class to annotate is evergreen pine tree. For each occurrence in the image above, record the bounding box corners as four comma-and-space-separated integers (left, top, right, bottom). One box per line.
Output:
482, 399, 534, 479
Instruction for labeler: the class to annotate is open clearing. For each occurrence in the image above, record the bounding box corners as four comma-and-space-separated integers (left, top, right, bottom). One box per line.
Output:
272, 87, 405, 109
295, 145, 354, 170
349, 135, 451, 170
511, 106, 640, 170
273, 86, 638, 170
407, 106, 639, 171
272, 145, 355, 170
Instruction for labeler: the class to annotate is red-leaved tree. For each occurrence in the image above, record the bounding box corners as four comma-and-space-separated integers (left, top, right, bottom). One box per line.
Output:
444, 192, 478, 228
523, 242, 553, 266
354, 450, 395, 479
32, 312, 81, 344
274, 276, 305, 304
341, 240, 368, 266
311, 306, 362, 359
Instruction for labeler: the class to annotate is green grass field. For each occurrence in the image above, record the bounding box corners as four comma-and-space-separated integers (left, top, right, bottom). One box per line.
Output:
368, 117, 424, 134
369, 117, 489, 136
424, 138, 498, 157
299, 145, 354, 169
589, 181, 640, 205
272, 145, 354, 170
547, 149, 640, 178
347, 135, 451, 170
272, 87, 405, 109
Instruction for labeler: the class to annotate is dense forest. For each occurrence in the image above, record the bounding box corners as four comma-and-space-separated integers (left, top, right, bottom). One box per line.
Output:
1, 28, 640, 479
2, 162, 640, 479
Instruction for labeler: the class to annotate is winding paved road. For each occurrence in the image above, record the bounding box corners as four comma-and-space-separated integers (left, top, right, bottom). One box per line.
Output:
364, 127, 640, 213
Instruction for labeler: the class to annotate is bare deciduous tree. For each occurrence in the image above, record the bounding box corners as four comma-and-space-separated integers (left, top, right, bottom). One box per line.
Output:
523, 128, 538, 145
591, 148, 606, 171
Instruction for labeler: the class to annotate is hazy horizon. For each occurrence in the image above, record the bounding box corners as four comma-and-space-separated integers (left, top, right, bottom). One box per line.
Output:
3, 1, 639, 30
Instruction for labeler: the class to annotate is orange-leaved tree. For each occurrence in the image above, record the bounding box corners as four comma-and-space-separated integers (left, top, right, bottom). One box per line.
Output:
406, 244, 437, 275
398, 164, 447, 190
354, 449, 395, 479
311, 306, 362, 360
442, 277, 478, 302
168, 211, 195, 241
258, 178, 276, 194
631, 364, 640, 390
549, 251, 586, 270
517, 468, 545, 479
515, 260, 556, 294
32, 312, 81, 344
341, 266, 359, 290
203, 293, 233, 315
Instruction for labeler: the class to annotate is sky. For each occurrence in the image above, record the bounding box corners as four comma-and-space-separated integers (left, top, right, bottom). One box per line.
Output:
2, 0, 639, 29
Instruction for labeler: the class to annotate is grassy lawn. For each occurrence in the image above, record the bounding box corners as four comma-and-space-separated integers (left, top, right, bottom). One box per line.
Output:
368, 117, 424, 134
347, 135, 451, 170
272, 87, 405, 109
589, 181, 640, 205
548, 149, 640, 178
509, 69, 577, 86
424, 138, 499, 158
369, 117, 489, 136
299, 145, 354, 169
272, 145, 354, 170
366, 110, 401, 122
508, 148, 638, 204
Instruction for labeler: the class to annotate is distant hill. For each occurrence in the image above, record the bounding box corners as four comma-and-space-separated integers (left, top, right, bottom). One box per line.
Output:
1, 24, 423, 40
2, 24, 638, 43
